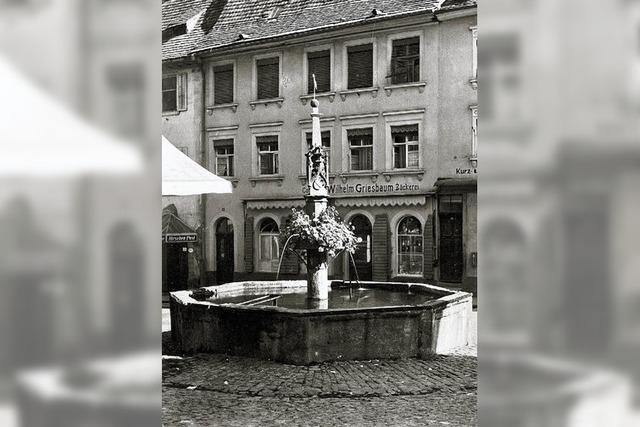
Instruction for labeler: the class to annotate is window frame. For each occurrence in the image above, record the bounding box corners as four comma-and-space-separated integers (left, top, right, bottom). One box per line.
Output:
346, 127, 374, 172
391, 124, 420, 170
256, 216, 281, 273
342, 38, 377, 90
255, 134, 280, 176
252, 52, 283, 101
303, 44, 334, 95
386, 31, 424, 86
162, 73, 187, 114
213, 138, 235, 177
393, 213, 425, 277
302, 129, 332, 173
383, 111, 424, 171
210, 60, 237, 106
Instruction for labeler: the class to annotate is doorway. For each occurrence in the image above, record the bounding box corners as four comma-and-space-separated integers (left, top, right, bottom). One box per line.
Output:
164, 243, 189, 291
349, 214, 372, 281
215, 218, 234, 285
439, 195, 463, 282
257, 218, 280, 272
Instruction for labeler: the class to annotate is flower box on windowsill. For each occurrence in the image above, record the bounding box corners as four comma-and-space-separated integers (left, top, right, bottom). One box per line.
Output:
300, 92, 336, 105
338, 87, 379, 101
248, 175, 285, 187
249, 98, 284, 110
381, 168, 425, 182
297, 173, 337, 186
338, 171, 380, 183
206, 103, 239, 114
383, 81, 427, 96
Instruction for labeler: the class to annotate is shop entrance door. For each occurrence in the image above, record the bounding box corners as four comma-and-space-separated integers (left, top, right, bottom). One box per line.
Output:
439, 195, 464, 283
349, 215, 372, 281
215, 218, 234, 285
165, 243, 189, 291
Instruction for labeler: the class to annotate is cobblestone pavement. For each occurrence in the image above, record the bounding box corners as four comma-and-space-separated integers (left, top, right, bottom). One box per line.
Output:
163, 353, 476, 426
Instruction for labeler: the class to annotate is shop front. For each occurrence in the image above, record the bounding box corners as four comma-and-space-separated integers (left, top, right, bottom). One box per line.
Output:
162, 204, 200, 292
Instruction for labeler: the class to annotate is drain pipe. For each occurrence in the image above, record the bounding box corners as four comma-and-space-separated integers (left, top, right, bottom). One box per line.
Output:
197, 56, 208, 287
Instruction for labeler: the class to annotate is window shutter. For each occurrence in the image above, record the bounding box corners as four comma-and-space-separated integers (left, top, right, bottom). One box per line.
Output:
256, 135, 278, 145
214, 65, 234, 105
391, 124, 419, 135
176, 73, 187, 111
347, 127, 373, 138
214, 138, 233, 147
256, 57, 279, 100
307, 50, 331, 93
347, 44, 373, 89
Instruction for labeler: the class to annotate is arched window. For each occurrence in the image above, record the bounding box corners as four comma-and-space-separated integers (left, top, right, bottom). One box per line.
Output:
258, 218, 280, 272
397, 216, 423, 276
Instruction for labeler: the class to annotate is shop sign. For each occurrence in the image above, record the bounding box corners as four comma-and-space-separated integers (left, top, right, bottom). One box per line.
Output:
165, 233, 198, 243
303, 182, 420, 194
455, 167, 477, 175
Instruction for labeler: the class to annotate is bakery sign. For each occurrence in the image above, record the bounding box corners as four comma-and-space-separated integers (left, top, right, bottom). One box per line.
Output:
303, 181, 421, 194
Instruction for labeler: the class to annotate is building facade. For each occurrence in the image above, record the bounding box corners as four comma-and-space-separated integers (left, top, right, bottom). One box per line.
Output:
162, 0, 478, 291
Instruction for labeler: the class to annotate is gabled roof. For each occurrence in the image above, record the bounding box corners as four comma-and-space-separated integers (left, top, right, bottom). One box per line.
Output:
162, 0, 477, 61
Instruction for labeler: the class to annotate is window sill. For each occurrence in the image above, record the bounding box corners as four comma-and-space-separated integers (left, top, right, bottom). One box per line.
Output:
338, 87, 379, 101
300, 92, 336, 105
469, 78, 477, 90
382, 168, 425, 181
249, 98, 284, 110
383, 81, 427, 96
339, 171, 380, 183
248, 175, 285, 187
207, 103, 239, 114
162, 110, 181, 117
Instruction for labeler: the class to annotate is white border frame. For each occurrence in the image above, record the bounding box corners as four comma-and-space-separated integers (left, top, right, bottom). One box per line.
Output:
342, 37, 378, 90
252, 51, 283, 101
302, 44, 334, 95
251, 130, 282, 177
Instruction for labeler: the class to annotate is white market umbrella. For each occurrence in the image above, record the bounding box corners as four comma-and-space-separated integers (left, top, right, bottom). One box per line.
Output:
162, 136, 232, 196
0, 57, 142, 177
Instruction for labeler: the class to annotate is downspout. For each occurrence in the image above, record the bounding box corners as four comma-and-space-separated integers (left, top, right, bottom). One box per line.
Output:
198, 56, 207, 287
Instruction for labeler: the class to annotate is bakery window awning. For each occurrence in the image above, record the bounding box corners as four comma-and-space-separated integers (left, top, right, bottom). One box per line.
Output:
334, 194, 426, 208
162, 136, 233, 196
245, 198, 305, 210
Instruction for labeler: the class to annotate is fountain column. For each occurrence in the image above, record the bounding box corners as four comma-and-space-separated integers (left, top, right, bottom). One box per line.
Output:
305, 99, 329, 309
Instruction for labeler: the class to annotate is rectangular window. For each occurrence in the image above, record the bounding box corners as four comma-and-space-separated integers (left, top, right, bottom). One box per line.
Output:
347, 43, 373, 89
257, 135, 279, 175
307, 49, 331, 94
214, 139, 234, 177
256, 57, 280, 100
213, 64, 234, 105
471, 26, 478, 81
305, 130, 331, 172
162, 73, 187, 112
391, 37, 420, 84
348, 128, 373, 171
392, 124, 419, 169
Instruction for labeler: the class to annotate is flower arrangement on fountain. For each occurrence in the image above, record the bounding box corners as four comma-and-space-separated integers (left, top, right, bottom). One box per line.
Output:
281, 206, 361, 259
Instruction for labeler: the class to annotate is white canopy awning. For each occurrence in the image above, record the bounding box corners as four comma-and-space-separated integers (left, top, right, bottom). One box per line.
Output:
0, 57, 142, 177
162, 136, 233, 196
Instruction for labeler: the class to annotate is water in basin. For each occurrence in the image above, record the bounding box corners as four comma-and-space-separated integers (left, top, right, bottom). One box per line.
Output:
214, 287, 435, 309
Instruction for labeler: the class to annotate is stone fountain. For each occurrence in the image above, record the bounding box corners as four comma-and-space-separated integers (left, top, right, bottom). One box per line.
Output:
169, 100, 473, 365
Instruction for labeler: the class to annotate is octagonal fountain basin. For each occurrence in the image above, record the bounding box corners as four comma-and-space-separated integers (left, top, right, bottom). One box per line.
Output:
170, 281, 472, 365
